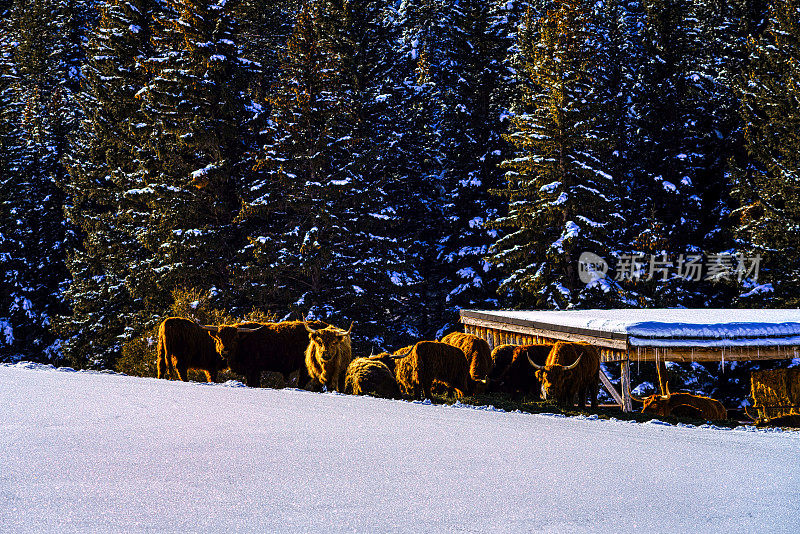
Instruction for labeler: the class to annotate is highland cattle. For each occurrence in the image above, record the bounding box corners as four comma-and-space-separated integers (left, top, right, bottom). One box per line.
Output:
635, 391, 727, 421
304, 321, 353, 393
488, 344, 553, 399
530, 341, 600, 408
394, 341, 471, 400
441, 332, 492, 393
156, 317, 226, 382
368, 352, 405, 373
207, 320, 327, 387
344, 357, 401, 399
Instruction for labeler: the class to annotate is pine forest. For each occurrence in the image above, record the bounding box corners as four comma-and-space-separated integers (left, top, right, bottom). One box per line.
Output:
1, 0, 798, 391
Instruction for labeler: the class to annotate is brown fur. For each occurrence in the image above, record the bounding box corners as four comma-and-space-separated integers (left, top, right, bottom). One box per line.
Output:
208, 320, 327, 387
489, 344, 552, 399
490, 344, 516, 366
393, 345, 415, 356
305, 325, 353, 392
394, 341, 471, 400
369, 352, 404, 373
156, 317, 226, 382
441, 332, 493, 393
535, 342, 600, 408
640, 392, 727, 421
344, 358, 401, 399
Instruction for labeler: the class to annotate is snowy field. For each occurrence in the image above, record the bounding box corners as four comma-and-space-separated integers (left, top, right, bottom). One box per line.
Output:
1, 363, 799, 533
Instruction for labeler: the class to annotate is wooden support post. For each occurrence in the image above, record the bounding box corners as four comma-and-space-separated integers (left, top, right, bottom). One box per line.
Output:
656, 359, 669, 395
621, 357, 633, 413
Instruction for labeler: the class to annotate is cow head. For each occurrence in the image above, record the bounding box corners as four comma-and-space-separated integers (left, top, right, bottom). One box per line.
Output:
305, 320, 353, 361
631, 381, 672, 416
530, 355, 582, 402
207, 324, 262, 362
640, 394, 672, 417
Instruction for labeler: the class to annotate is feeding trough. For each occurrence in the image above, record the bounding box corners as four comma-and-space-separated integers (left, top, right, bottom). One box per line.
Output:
460, 309, 800, 412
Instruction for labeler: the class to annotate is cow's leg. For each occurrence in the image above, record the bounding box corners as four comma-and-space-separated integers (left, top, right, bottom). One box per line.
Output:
206, 369, 217, 383
246, 371, 260, 388
176, 363, 188, 382
281, 371, 292, 387
157, 354, 166, 379
591, 381, 599, 409
577, 387, 585, 409
297, 366, 311, 389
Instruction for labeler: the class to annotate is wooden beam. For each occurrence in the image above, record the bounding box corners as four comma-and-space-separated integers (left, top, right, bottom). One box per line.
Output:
598, 369, 624, 407
460, 310, 629, 343
461, 316, 627, 350
629, 345, 800, 362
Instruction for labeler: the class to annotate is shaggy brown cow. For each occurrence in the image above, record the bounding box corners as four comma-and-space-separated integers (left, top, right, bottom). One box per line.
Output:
394, 341, 471, 400
440, 332, 492, 393
344, 358, 401, 399
393, 345, 415, 356
207, 320, 327, 387
368, 352, 405, 373
530, 341, 600, 408
489, 344, 553, 399
156, 317, 226, 382
636, 392, 727, 421
304, 321, 353, 392
490, 344, 516, 366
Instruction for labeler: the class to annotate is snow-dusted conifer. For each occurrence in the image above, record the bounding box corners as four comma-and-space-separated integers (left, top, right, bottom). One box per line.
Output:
0, 0, 86, 362
734, 0, 800, 306
488, 0, 622, 309
56, 0, 157, 368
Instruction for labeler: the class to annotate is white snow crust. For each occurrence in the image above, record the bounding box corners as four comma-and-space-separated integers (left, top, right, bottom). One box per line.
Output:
1, 363, 798, 533
468, 309, 800, 345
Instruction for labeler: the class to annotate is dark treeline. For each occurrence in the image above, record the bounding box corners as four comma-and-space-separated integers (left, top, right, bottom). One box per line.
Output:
1, 0, 798, 372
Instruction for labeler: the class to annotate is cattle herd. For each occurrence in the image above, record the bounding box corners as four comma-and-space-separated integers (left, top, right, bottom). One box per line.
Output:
155, 316, 728, 420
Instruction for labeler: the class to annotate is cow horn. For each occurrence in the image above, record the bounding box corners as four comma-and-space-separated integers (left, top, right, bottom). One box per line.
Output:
527, 353, 544, 370
339, 322, 354, 336
564, 355, 582, 371
200, 325, 218, 332
236, 326, 260, 333
303, 316, 318, 334
476, 378, 489, 385
629, 394, 645, 403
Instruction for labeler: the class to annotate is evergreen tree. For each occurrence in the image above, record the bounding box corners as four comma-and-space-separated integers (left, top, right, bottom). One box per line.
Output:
623, 0, 743, 307
734, 0, 800, 305
130, 0, 254, 318
488, 0, 622, 309
243, 0, 402, 350
393, 0, 510, 338
0, 0, 84, 362
57, 0, 157, 368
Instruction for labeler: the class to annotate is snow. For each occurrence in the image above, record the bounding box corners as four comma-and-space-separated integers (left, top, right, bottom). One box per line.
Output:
0, 363, 798, 533
464, 309, 800, 345
0, 319, 12, 345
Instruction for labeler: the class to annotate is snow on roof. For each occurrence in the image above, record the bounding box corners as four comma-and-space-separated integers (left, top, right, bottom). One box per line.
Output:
462, 309, 800, 346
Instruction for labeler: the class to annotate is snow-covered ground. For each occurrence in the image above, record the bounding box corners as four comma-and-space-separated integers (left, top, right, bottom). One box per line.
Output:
1, 363, 798, 533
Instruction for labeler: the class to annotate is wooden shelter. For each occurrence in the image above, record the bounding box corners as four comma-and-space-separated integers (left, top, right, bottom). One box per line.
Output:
460, 309, 800, 412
